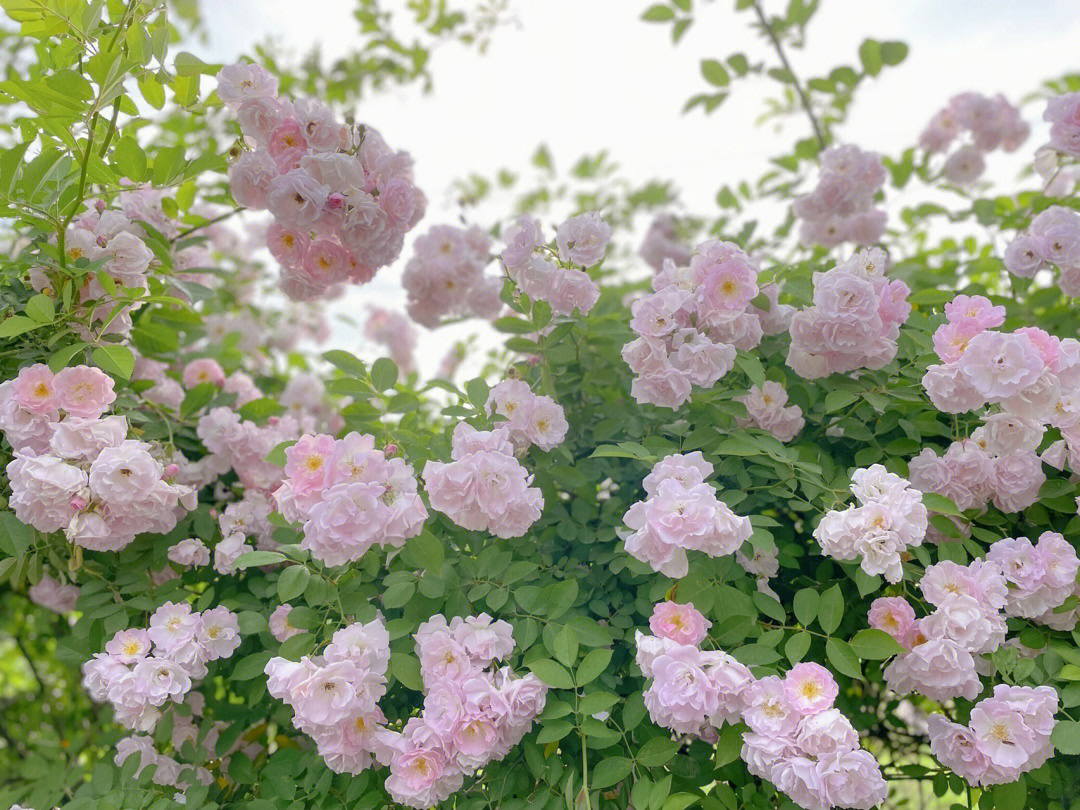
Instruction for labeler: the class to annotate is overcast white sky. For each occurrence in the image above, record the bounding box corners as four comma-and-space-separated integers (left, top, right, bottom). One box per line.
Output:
189, 0, 1080, 375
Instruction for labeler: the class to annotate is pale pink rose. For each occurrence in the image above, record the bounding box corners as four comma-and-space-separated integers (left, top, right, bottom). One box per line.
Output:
182, 358, 226, 389
54, 365, 116, 418
12, 364, 59, 415
868, 597, 916, 644
783, 662, 838, 715
642, 644, 719, 735
228, 150, 279, 210
216, 62, 278, 109
648, 601, 711, 646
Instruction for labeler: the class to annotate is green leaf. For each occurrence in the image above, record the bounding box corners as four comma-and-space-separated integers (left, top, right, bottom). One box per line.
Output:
370, 357, 398, 390
233, 551, 287, 570
824, 390, 857, 412
920, 492, 961, 515
175, 51, 222, 76
231, 651, 272, 681
237, 397, 284, 421
641, 4, 675, 21
544, 579, 578, 620
879, 40, 908, 66
90, 344, 135, 379
0, 316, 43, 339
858, 39, 883, 76
322, 350, 367, 376
1051, 720, 1080, 755
992, 776, 1026, 810
180, 381, 218, 417
494, 316, 536, 334
825, 638, 863, 680
25, 294, 54, 323
785, 632, 811, 664
553, 625, 579, 667
529, 658, 574, 690
391, 652, 423, 691
701, 59, 730, 87
577, 648, 613, 685
0, 512, 34, 557
793, 588, 819, 626
277, 565, 310, 602
735, 351, 765, 387
592, 757, 633, 789
113, 136, 147, 182
636, 736, 679, 767
818, 584, 844, 635
849, 629, 906, 660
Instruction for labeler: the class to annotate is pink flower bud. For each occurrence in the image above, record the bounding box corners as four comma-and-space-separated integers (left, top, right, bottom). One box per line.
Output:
326, 192, 346, 209
70, 495, 87, 511
384, 443, 398, 457
164, 463, 180, 478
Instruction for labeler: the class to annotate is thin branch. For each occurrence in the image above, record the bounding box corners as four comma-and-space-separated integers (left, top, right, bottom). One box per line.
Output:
751, 1, 826, 151
172, 207, 246, 242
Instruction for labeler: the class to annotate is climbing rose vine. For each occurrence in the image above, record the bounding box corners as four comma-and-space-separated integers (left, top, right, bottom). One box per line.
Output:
2, 4, 1080, 810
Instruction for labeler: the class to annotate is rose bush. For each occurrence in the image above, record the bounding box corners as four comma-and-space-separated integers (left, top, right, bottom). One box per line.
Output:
1, 3, 1080, 810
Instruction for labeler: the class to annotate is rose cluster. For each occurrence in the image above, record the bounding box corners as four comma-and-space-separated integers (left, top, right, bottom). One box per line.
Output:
500, 213, 608, 316
423, 422, 544, 538
1003, 206, 1080, 297
987, 531, 1080, 626
197, 406, 302, 492
48, 202, 156, 337
786, 248, 912, 380
364, 306, 418, 374
638, 214, 691, 272
872, 558, 1006, 701
220, 62, 425, 299
812, 465, 927, 583
265, 618, 391, 776
636, 602, 888, 810
272, 432, 428, 566
3, 364, 196, 551
622, 239, 781, 409
28, 572, 80, 614
484, 379, 569, 451
263, 614, 547, 809
620, 452, 752, 578
919, 92, 1028, 186
735, 381, 805, 443
923, 294, 1080, 415
402, 225, 502, 327
82, 602, 241, 731
378, 614, 548, 808
908, 415, 1047, 517
928, 685, 1058, 786
792, 144, 887, 247
1043, 92, 1080, 158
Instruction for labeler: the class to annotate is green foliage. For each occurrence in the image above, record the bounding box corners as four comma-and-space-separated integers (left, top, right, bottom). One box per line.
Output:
0, 2, 1078, 810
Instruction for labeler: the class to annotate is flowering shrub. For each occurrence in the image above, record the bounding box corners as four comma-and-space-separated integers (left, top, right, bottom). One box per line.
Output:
3, 4, 1080, 810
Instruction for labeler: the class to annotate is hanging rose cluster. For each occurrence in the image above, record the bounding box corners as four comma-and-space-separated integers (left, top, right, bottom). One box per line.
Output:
402, 225, 503, 327
82, 602, 241, 732
792, 145, 887, 247
484, 379, 569, 451
812, 465, 927, 583
263, 614, 546, 809
636, 601, 888, 810
220, 62, 425, 300
264, 618, 391, 775
734, 381, 805, 443
922, 294, 1078, 414
272, 432, 428, 566
619, 452, 752, 578
1003, 206, 1080, 297
622, 239, 787, 410
909, 414, 1047, 519
380, 614, 548, 808
928, 685, 1058, 787
499, 212, 609, 316
423, 422, 544, 538
919, 92, 1028, 186
786, 248, 912, 380
873, 558, 1007, 701
3, 364, 196, 551
364, 306, 418, 374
